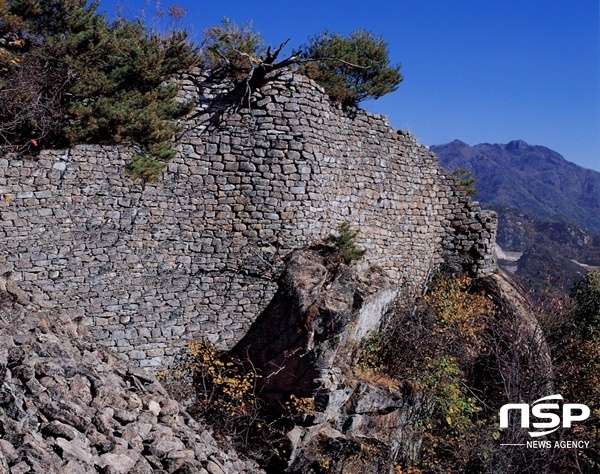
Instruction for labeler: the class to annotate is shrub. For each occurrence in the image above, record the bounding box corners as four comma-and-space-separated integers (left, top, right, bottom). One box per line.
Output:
544, 272, 600, 471
452, 167, 477, 197
423, 274, 493, 358
161, 339, 291, 469
364, 274, 500, 472
355, 330, 387, 373
201, 18, 265, 81
569, 270, 600, 340
125, 154, 166, 184
284, 394, 315, 416
302, 30, 402, 106
326, 221, 366, 263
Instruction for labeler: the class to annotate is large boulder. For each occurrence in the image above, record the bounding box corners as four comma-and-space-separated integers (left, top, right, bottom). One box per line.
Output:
232, 246, 425, 472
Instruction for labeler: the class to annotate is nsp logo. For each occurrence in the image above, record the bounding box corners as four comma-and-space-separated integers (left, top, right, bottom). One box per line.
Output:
500, 394, 590, 437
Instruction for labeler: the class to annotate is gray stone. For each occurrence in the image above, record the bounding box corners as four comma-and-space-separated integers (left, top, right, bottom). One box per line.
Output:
0, 292, 263, 474
149, 438, 185, 457
55, 438, 94, 464
0, 71, 496, 372
0, 439, 18, 461
98, 453, 138, 474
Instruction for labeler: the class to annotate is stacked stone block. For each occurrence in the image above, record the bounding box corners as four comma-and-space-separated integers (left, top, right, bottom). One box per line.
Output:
0, 71, 496, 366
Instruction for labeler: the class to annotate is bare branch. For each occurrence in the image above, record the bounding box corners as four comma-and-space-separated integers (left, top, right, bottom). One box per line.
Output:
294, 56, 370, 69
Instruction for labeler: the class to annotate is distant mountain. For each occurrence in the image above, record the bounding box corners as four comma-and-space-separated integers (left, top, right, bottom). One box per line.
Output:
493, 207, 600, 263
431, 140, 600, 300
430, 139, 600, 232
492, 207, 599, 300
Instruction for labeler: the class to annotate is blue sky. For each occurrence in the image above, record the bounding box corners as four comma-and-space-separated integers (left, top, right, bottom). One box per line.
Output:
99, 0, 600, 171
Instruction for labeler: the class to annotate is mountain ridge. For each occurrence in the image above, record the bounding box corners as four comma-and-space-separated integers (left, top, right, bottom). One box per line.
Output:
431, 139, 600, 232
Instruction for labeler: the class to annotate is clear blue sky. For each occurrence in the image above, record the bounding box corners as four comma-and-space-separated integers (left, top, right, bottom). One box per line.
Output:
99, 0, 600, 171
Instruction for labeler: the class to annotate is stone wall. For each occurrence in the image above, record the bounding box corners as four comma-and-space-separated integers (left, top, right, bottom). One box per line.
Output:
0, 72, 496, 367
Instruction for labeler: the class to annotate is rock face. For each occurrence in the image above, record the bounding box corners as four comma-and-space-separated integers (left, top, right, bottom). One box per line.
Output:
0, 291, 262, 474
233, 247, 426, 472
481, 270, 554, 395
0, 72, 497, 367
229, 248, 556, 473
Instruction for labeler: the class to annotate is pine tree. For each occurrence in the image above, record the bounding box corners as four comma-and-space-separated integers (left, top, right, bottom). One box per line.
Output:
302, 30, 402, 106
0, 0, 197, 178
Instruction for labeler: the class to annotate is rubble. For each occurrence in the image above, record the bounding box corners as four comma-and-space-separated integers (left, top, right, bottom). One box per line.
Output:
0, 292, 262, 473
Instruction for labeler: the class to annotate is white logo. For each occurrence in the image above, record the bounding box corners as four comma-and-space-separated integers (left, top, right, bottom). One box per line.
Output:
500, 394, 590, 437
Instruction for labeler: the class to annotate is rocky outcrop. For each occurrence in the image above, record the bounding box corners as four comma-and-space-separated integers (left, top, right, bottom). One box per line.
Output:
232, 247, 426, 472
480, 270, 554, 394
227, 246, 557, 473
0, 291, 262, 474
